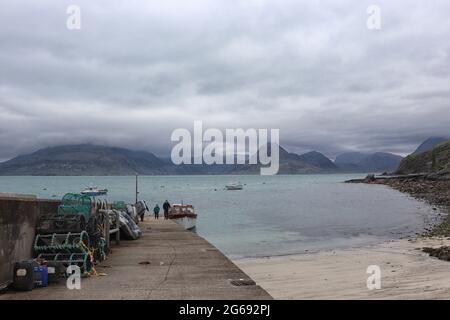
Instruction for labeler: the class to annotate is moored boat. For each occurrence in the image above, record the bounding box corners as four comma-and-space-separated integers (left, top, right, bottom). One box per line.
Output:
81, 186, 108, 196
168, 204, 197, 230
225, 182, 243, 190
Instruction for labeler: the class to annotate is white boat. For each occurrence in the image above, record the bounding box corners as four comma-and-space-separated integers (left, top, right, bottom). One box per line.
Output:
81, 186, 108, 196
168, 204, 197, 230
225, 182, 243, 190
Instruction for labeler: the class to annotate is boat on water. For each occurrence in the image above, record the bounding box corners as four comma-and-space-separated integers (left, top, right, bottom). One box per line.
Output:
225, 182, 243, 190
168, 204, 197, 230
80, 186, 108, 197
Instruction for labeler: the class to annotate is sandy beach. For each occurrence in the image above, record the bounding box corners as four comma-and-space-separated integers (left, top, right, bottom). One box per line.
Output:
235, 237, 450, 300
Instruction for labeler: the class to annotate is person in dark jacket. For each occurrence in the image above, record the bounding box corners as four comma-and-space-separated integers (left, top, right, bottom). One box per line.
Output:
153, 204, 160, 220
163, 200, 171, 220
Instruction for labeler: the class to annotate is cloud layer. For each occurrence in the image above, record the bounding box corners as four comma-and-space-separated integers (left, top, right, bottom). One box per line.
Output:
1, 0, 449, 160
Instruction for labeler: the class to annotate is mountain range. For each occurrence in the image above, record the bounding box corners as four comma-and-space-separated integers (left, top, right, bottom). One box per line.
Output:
0, 143, 414, 176
335, 152, 404, 173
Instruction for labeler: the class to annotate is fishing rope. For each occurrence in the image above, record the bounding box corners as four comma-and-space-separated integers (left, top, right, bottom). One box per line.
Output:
79, 240, 107, 277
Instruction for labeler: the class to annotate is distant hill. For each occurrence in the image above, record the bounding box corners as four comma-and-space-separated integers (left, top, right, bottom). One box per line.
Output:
230, 146, 321, 175
357, 153, 404, 172
397, 139, 450, 175
412, 137, 448, 155
275, 147, 325, 174
335, 152, 403, 173
0, 144, 169, 176
297, 151, 338, 170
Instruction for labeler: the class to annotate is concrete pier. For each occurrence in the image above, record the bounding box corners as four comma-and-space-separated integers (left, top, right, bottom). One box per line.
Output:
1, 218, 272, 300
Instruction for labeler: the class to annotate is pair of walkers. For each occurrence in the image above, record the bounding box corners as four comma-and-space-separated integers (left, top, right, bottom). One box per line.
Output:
153, 200, 171, 220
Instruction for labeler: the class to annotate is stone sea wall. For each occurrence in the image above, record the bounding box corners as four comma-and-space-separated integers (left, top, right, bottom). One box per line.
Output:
0, 194, 59, 289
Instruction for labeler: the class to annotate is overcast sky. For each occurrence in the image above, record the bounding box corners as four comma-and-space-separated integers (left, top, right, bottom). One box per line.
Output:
0, 0, 449, 161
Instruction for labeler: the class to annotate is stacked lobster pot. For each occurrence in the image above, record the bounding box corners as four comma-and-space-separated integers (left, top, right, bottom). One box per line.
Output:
33, 194, 109, 278
33, 231, 93, 274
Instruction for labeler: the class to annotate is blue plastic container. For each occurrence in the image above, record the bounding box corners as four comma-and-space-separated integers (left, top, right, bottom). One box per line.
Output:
33, 265, 48, 288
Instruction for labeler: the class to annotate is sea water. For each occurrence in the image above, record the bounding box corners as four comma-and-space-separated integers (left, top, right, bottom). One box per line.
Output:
0, 174, 441, 258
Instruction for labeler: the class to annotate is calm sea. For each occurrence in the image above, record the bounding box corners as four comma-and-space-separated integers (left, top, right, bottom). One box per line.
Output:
0, 174, 441, 259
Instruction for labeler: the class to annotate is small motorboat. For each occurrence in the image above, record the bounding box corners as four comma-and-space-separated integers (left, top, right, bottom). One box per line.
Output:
225, 182, 243, 190
168, 204, 197, 230
81, 186, 108, 197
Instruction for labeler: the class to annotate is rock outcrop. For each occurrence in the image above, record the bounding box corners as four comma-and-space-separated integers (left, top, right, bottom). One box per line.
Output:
397, 139, 450, 178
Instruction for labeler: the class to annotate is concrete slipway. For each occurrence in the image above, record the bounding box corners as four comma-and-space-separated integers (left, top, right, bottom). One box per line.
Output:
0, 219, 272, 300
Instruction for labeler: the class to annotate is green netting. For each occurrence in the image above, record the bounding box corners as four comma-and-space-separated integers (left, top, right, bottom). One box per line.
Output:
37, 253, 92, 272
58, 193, 92, 216
34, 231, 90, 254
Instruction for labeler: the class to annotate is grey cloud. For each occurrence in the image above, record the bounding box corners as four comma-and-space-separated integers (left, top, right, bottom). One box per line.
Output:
0, 0, 450, 161
403, 90, 450, 101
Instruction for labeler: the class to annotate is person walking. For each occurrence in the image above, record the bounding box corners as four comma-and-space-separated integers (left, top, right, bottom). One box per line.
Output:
163, 200, 171, 220
153, 204, 160, 220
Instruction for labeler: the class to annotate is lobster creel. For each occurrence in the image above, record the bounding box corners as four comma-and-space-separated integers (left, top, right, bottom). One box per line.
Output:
37, 253, 93, 273
34, 231, 90, 254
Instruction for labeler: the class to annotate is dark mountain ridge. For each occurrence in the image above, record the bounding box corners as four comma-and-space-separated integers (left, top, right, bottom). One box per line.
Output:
0, 144, 168, 176
0, 144, 403, 176
297, 151, 338, 170
412, 137, 448, 155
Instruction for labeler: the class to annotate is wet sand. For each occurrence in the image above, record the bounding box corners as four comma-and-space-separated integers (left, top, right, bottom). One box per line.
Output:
235, 237, 450, 299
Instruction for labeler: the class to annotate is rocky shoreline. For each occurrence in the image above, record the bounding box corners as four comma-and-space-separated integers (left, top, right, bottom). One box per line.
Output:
367, 177, 450, 210
349, 175, 450, 260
